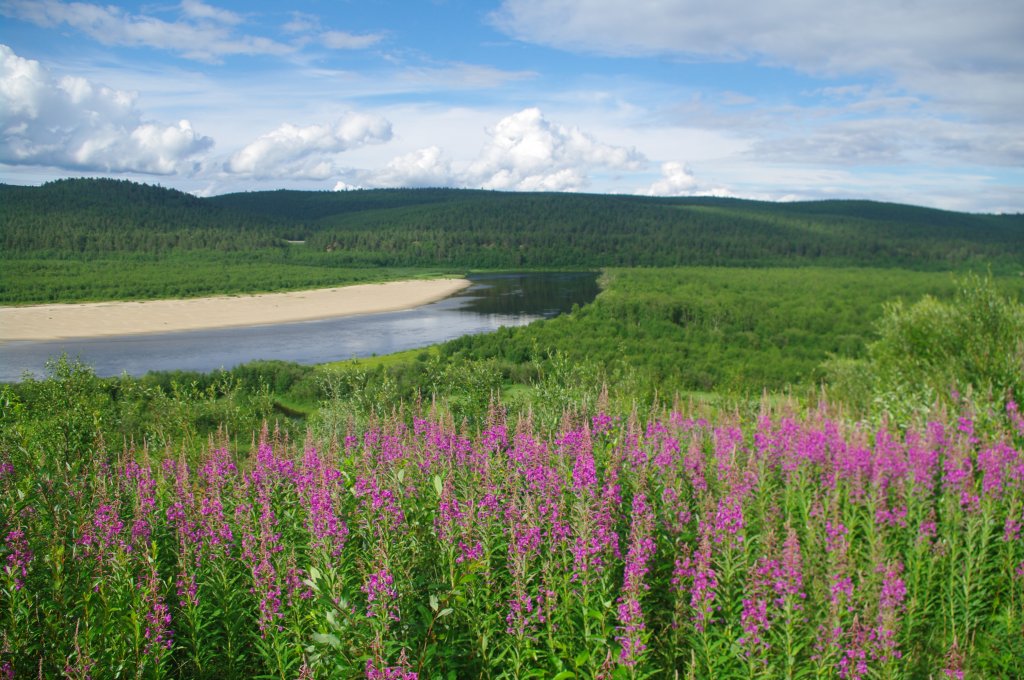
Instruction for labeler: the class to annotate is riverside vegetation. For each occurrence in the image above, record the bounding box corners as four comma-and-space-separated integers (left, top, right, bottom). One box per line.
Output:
1, 180, 1023, 678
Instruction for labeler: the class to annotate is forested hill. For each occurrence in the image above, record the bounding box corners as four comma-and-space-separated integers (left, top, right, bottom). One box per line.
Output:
3, 178, 1022, 270
0, 178, 303, 253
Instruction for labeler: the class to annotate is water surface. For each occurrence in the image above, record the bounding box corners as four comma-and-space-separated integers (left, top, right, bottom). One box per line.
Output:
0, 272, 599, 382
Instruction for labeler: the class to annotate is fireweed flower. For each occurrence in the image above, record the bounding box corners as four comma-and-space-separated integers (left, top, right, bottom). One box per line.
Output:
457, 540, 483, 563
354, 476, 406, 533
506, 590, 550, 638
672, 522, 718, 634
977, 442, 1020, 500
79, 502, 128, 564
739, 595, 771, 656
140, 563, 173, 656
712, 495, 745, 545
1004, 514, 1023, 542
562, 429, 597, 493
659, 486, 693, 536
435, 480, 465, 544
365, 650, 417, 679
873, 560, 906, 664
236, 498, 284, 636
871, 427, 909, 495
1007, 400, 1024, 435
776, 526, 805, 605
683, 438, 707, 493
689, 529, 718, 633
837, 617, 871, 680
297, 445, 349, 557
875, 505, 909, 529
906, 430, 939, 498
592, 412, 614, 435
615, 492, 656, 667
363, 568, 399, 621
825, 521, 855, 609
942, 639, 966, 680
645, 420, 680, 472
504, 500, 548, 638
3, 528, 32, 590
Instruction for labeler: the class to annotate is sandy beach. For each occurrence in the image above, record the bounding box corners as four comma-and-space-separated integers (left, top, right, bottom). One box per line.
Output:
0, 278, 471, 342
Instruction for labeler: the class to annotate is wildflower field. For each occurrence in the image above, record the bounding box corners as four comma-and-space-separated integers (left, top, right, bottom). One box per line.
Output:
2, 397, 1022, 679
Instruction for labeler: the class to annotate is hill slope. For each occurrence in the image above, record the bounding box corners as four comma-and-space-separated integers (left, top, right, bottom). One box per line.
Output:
4, 179, 1020, 269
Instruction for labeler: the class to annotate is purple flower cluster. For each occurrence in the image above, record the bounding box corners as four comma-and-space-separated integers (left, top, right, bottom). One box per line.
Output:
615, 492, 656, 667
3, 528, 32, 590
365, 651, 418, 680
140, 564, 173, 656
363, 568, 399, 621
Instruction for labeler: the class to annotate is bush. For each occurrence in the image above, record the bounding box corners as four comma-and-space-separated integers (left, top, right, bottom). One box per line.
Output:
827, 273, 1024, 427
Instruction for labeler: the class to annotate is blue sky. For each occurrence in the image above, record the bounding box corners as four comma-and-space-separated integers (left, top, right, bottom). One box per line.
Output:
2, 0, 1022, 212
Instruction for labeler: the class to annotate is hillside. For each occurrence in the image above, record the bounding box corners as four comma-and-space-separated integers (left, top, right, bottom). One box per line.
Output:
2, 179, 1021, 268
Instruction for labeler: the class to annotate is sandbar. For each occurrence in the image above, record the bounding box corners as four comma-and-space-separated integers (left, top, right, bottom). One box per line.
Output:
0, 278, 471, 342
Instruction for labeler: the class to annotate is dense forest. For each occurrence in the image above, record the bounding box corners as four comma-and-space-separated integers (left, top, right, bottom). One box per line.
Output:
2, 179, 1022, 303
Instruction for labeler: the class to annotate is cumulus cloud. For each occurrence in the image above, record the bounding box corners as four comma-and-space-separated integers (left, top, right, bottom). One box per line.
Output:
335, 108, 645, 192
466, 107, 644, 191
641, 162, 697, 196
491, 0, 1024, 120
640, 161, 733, 198
226, 113, 392, 179
0, 45, 212, 174
338, 146, 454, 189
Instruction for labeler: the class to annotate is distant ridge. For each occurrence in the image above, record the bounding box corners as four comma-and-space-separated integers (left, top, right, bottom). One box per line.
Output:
2, 179, 1021, 270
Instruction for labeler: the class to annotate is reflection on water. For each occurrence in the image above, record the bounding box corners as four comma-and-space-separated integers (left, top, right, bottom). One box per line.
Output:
0, 272, 599, 382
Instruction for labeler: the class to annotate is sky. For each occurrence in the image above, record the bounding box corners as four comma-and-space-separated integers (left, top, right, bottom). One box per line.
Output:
1, 0, 1022, 213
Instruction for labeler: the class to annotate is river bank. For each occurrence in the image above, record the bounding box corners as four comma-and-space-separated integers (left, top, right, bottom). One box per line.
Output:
0, 278, 471, 341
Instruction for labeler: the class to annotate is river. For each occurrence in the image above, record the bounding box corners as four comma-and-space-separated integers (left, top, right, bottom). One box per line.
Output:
0, 272, 599, 382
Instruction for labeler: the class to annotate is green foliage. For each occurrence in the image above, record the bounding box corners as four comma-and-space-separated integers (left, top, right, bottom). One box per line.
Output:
440, 267, 1016, 396
826, 274, 1024, 425
2, 356, 113, 470
1, 356, 289, 460
3, 179, 1022, 303
0, 254, 458, 304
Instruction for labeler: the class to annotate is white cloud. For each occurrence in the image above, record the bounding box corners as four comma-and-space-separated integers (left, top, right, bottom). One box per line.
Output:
226, 113, 392, 179
180, 0, 242, 25
641, 162, 697, 196
1, 0, 292, 62
321, 30, 383, 50
334, 107, 646, 192
466, 107, 644, 191
369, 146, 453, 187
391, 63, 536, 91
333, 146, 453, 190
491, 0, 1024, 120
639, 161, 734, 198
0, 45, 212, 174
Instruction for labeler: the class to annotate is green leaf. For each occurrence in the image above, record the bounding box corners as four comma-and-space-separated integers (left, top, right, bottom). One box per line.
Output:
574, 650, 590, 667
312, 633, 341, 650
433, 474, 443, 497
552, 672, 576, 680
429, 594, 439, 612
438, 607, 453, 618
